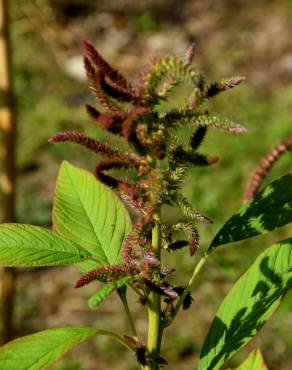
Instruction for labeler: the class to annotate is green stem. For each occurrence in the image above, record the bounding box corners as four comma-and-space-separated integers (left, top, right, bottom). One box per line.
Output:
145, 211, 162, 370
170, 253, 209, 325
120, 292, 138, 339
96, 329, 135, 353
129, 282, 144, 298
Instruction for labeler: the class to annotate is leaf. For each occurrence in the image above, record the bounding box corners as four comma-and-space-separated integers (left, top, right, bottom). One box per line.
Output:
231, 349, 268, 370
0, 224, 91, 266
198, 238, 292, 370
53, 161, 132, 264
0, 327, 96, 370
89, 276, 133, 309
78, 259, 101, 273
210, 174, 292, 249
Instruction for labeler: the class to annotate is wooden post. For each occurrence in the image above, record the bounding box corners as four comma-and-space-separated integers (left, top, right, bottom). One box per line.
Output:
0, 0, 17, 343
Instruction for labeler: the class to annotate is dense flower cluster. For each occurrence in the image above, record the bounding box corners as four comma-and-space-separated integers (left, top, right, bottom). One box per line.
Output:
50, 40, 245, 325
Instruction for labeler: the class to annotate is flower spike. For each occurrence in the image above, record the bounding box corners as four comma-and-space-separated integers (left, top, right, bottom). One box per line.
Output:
243, 136, 292, 203
49, 131, 125, 158
83, 40, 135, 93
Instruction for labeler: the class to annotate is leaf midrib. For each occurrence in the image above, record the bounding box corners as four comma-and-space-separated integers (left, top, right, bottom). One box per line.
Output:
65, 165, 108, 263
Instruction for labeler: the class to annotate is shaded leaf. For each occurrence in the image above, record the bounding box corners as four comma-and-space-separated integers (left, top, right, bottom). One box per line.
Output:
53, 161, 131, 264
198, 238, 292, 370
89, 276, 133, 309
0, 224, 90, 266
210, 174, 292, 249
0, 327, 96, 370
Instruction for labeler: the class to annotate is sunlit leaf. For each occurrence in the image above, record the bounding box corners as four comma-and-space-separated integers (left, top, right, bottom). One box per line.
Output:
53, 161, 131, 264
89, 276, 133, 309
198, 238, 292, 370
210, 174, 292, 249
0, 327, 96, 369
0, 224, 90, 266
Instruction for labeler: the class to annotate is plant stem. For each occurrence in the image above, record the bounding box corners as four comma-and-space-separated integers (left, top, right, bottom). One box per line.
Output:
129, 282, 144, 298
0, 0, 17, 344
171, 253, 209, 324
96, 329, 135, 353
145, 211, 162, 370
120, 292, 138, 339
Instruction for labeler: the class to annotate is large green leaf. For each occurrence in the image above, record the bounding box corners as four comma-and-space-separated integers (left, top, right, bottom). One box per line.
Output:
230, 349, 268, 370
53, 161, 131, 264
0, 327, 96, 370
210, 174, 292, 249
0, 224, 90, 266
89, 276, 133, 309
198, 238, 292, 370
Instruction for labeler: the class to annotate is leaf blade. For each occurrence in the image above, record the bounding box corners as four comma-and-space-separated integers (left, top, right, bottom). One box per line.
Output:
0, 224, 90, 266
198, 238, 292, 370
89, 276, 133, 309
53, 161, 131, 264
210, 174, 292, 249
0, 327, 96, 370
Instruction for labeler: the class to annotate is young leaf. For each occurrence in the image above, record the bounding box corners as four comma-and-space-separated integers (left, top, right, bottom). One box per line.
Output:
210, 174, 292, 250
230, 349, 268, 370
0, 224, 91, 266
53, 161, 131, 264
198, 238, 292, 370
88, 276, 133, 309
0, 327, 96, 370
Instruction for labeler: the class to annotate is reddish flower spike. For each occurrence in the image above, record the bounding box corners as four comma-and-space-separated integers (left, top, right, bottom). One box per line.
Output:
83, 40, 134, 93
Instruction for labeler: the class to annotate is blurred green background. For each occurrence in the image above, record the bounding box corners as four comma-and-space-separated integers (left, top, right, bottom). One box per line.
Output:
1, 0, 292, 369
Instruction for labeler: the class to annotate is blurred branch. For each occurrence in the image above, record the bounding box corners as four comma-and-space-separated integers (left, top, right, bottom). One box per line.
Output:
0, 0, 17, 343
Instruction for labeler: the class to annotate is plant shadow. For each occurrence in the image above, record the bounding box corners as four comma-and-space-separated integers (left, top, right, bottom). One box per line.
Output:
200, 251, 292, 369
